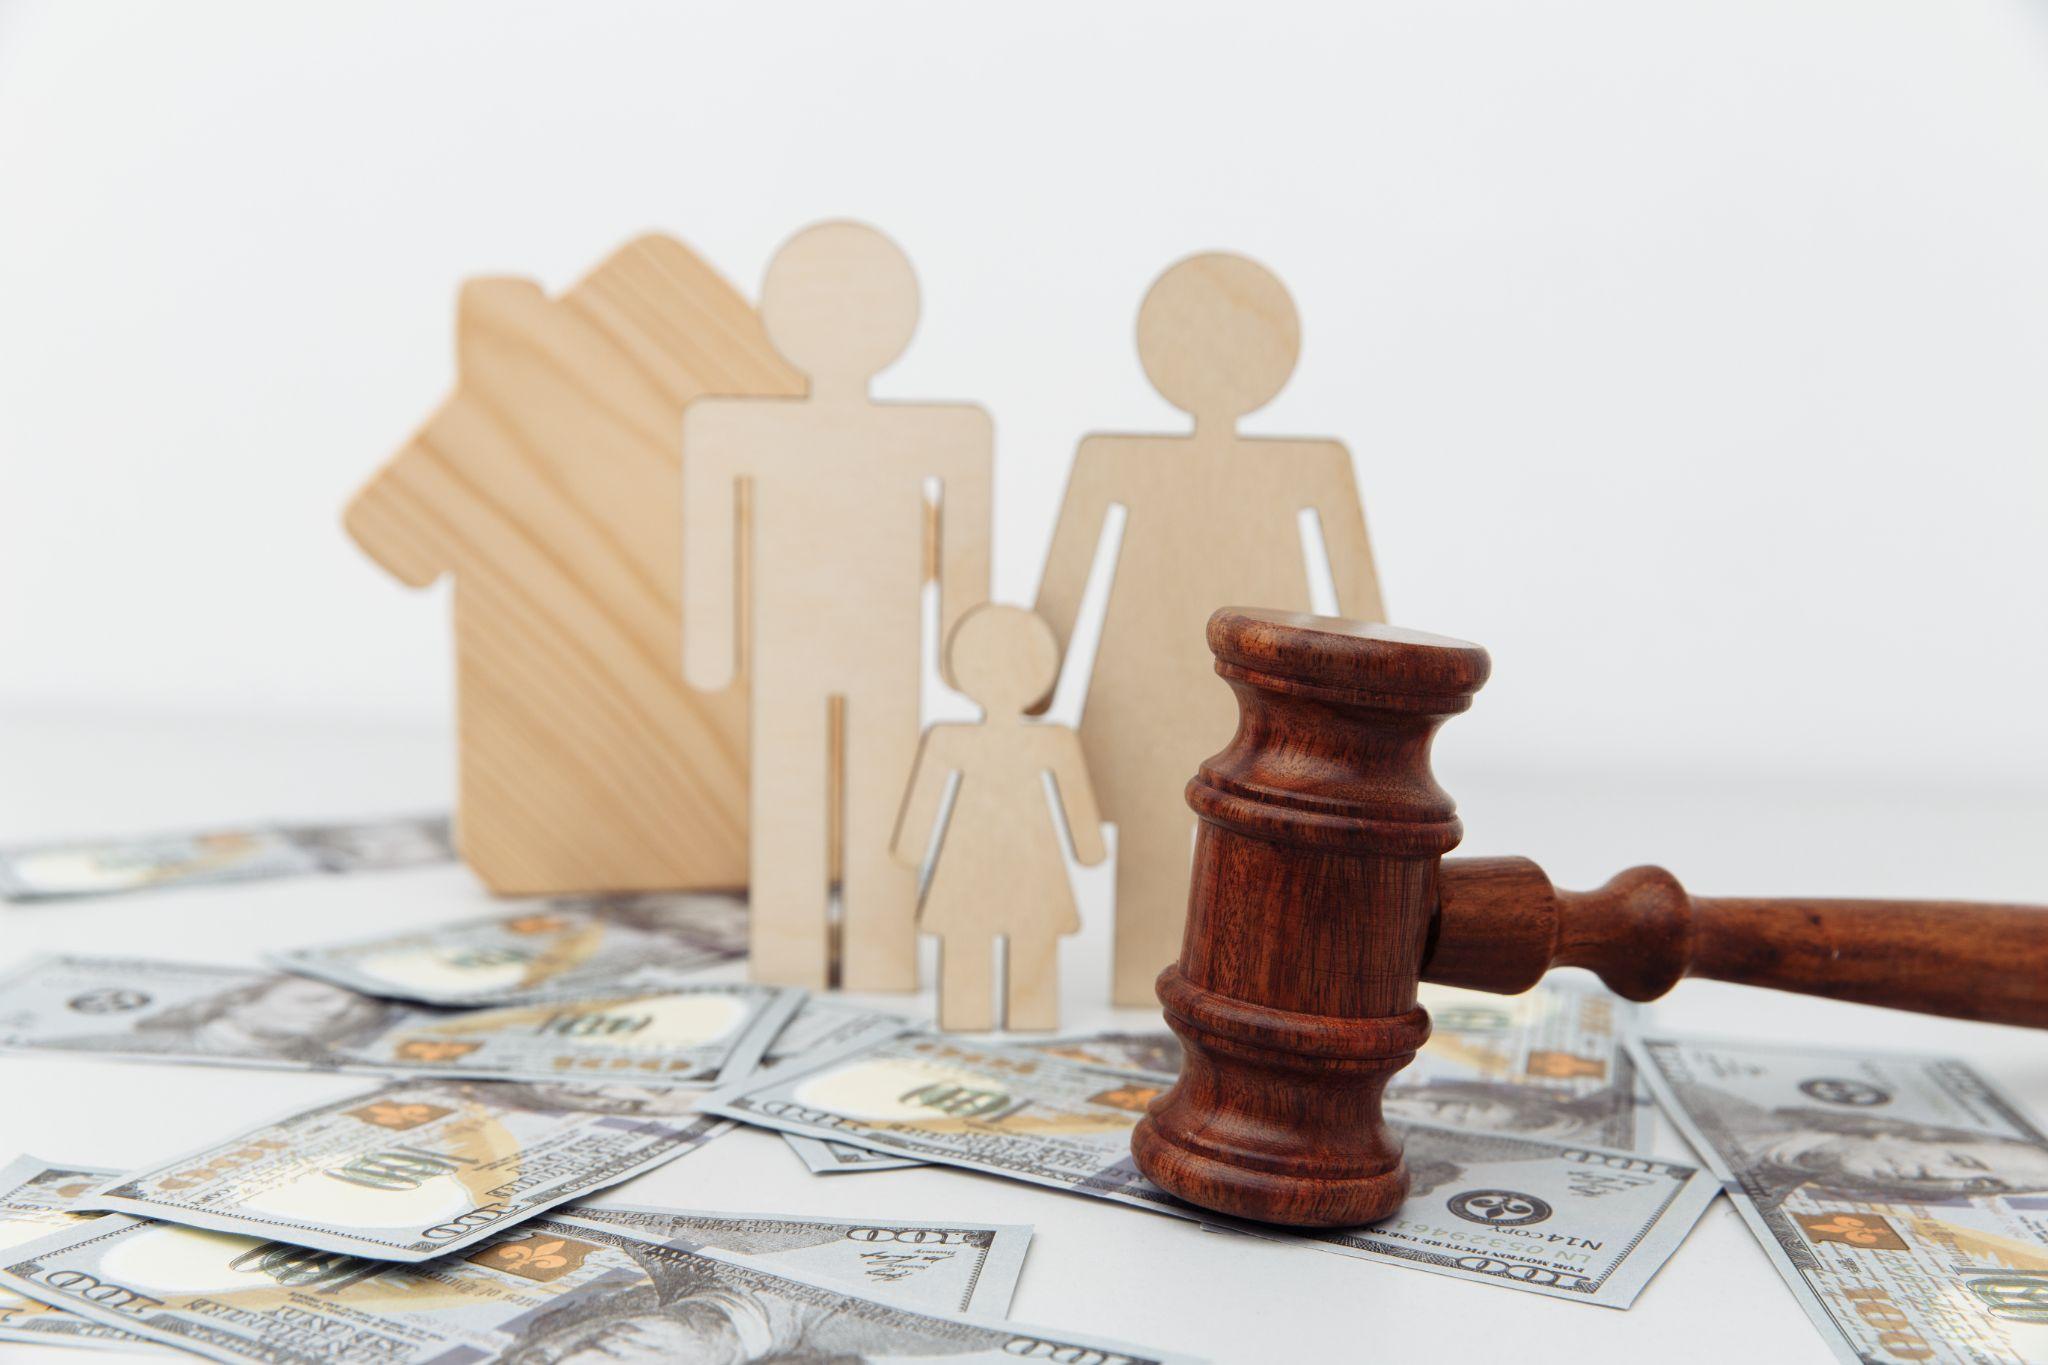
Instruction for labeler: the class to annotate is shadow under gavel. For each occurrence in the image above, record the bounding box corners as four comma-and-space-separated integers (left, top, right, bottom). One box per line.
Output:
1129, 608, 2048, 1229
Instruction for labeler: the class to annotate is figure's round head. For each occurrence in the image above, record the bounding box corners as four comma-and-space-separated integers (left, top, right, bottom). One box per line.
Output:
1137, 252, 1300, 426
947, 604, 1059, 715
760, 220, 920, 386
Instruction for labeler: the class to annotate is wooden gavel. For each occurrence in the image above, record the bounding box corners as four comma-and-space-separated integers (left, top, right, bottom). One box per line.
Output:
1130, 608, 2048, 1228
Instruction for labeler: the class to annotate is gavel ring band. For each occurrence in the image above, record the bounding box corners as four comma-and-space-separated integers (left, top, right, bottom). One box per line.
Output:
1140, 967, 1430, 1198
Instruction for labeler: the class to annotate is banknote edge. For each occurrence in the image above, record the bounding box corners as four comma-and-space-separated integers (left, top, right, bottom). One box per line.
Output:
711, 985, 807, 1086
0, 1214, 212, 1358
1624, 1031, 2039, 1363
781, 1131, 927, 1174
0, 1163, 166, 1352
268, 896, 747, 1008
76, 1079, 735, 1262
557, 1203, 1034, 1315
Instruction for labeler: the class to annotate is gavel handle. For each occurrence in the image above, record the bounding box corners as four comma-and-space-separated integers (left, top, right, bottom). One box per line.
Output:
1426, 856, 2048, 1028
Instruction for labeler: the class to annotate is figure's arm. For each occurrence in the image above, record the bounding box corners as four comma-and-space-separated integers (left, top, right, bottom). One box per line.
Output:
1314, 441, 1387, 622
933, 407, 995, 665
680, 405, 743, 691
1032, 438, 1118, 661
1048, 730, 1108, 866
890, 728, 955, 869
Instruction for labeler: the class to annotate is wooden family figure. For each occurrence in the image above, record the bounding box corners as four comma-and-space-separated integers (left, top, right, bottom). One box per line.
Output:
682, 221, 992, 994
892, 604, 1105, 1031
349, 222, 1388, 1031
1037, 251, 1387, 1005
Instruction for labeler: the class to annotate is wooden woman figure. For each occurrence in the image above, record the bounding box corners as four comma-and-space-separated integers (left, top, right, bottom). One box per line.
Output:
891, 604, 1107, 1031
1035, 253, 1387, 1005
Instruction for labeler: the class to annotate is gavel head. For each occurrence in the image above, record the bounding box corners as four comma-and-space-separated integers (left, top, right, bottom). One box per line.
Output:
1130, 608, 1491, 1227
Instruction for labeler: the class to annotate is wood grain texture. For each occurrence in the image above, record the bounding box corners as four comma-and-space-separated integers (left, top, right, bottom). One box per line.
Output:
1133, 607, 2048, 1229
1131, 609, 1489, 1228
1035, 253, 1387, 1006
891, 605, 1106, 1031
346, 236, 801, 894
1429, 857, 2048, 1027
683, 221, 992, 991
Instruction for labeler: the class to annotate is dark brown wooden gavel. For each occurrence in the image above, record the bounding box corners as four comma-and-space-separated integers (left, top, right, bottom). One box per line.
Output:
1129, 608, 2048, 1229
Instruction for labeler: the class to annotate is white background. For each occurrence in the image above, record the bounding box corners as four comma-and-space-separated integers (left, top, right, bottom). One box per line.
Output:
3, 0, 2048, 779
3, 5, 2048, 1363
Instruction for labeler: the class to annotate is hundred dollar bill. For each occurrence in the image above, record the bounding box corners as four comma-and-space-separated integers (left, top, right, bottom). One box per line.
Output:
279, 815, 454, 875
707, 1032, 1715, 1305
272, 892, 751, 1006
563, 1204, 1030, 1315
79, 1077, 732, 1261
762, 997, 918, 1067
1032, 981, 1647, 1149
1633, 1035, 2048, 1364
0, 1213, 1202, 1364
325, 979, 800, 1088
805, 980, 1647, 1182
0, 815, 452, 901
784, 1133, 928, 1175
0, 955, 800, 1087
0, 1157, 164, 1353
756, 1002, 929, 1175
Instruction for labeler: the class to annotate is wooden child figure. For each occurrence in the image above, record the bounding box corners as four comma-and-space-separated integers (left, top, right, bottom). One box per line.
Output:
892, 605, 1106, 1031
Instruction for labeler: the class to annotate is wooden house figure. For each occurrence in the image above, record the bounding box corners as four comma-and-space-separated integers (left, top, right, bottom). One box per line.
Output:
346, 235, 801, 894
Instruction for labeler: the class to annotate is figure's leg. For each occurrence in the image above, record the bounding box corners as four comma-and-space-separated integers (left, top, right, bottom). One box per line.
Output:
840, 688, 922, 991
1111, 805, 1197, 1006
939, 934, 995, 1032
1005, 935, 1061, 1031
748, 685, 832, 988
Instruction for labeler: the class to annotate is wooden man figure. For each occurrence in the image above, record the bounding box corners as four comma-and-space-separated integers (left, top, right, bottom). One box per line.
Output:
347, 236, 800, 894
682, 221, 992, 992
892, 604, 1107, 1031
1034, 253, 1387, 1005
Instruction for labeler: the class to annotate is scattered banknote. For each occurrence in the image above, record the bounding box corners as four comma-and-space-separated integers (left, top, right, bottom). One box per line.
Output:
755, 1001, 929, 1175
1401, 981, 1647, 1149
273, 892, 751, 1007
1030, 1029, 1185, 1074
707, 1032, 1715, 1306
0, 957, 396, 1070
0, 1213, 1202, 1363
0, 815, 453, 901
564, 1203, 1030, 1315
0, 1157, 163, 1353
79, 1076, 732, 1261
806, 981, 1648, 1184
280, 816, 456, 876
784, 1132, 928, 1175
1634, 1035, 2048, 1364
0, 955, 800, 1087
761, 996, 918, 1066
326, 979, 800, 1088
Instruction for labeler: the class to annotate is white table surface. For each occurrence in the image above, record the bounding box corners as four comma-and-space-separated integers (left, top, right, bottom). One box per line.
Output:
2, 711, 2045, 1364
